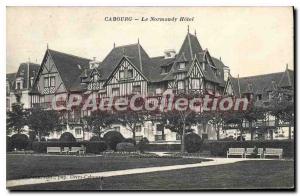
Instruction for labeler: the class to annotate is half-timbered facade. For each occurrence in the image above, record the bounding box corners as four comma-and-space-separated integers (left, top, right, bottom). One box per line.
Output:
6, 28, 289, 142
224, 66, 294, 140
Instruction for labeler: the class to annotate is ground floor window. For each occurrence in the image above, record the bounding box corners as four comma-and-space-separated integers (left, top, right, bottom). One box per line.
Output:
75, 128, 82, 135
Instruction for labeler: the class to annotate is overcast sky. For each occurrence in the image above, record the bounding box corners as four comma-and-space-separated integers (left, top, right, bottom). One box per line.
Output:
7, 7, 293, 77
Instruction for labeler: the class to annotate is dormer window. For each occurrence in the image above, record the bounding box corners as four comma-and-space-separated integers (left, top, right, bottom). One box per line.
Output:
94, 74, 98, 82
30, 77, 34, 87
161, 67, 169, 74
178, 62, 185, 70
16, 78, 23, 90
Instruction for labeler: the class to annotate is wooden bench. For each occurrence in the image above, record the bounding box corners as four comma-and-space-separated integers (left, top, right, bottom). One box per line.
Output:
245, 148, 264, 158
61, 147, 70, 154
227, 148, 245, 158
47, 147, 61, 154
264, 148, 283, 159
69, 147, 85, 155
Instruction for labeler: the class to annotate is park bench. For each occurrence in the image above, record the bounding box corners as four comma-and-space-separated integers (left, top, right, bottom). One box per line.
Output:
227, 148, 245, 158
47, 147, 61, 154
61, 147, 70, 154
69, 147, 85, 155
245, 148, 264, 158
264, 148, 283, 159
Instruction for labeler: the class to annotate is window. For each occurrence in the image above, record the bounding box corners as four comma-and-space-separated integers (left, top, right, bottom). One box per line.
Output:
16, 81, 21, 90
93, 74, 98, 82
75, 128, 82, 135
161, 67, 168, 74
50, 76, 55, 87
178, 80, 184, 90
113, 126, 120, 132
119, 70, 125, 79
127, 69, 133, 78
155, 88, 162, 95
112, 87, 120, 96
30, 77, 34, 87
44, 77, 49, 87
178, 62, 185, 70
136, 125, 142, 132
191, 79, 200, 89
132, 85, 141, 94
120, 69, 133, 79
157, 124, 164, 132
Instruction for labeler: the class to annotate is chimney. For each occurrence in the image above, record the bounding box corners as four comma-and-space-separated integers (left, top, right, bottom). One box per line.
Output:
164, 49, 176, 59
89, 57, 99, 69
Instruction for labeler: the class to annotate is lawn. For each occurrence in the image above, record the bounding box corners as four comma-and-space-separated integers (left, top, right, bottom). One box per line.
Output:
9, 160, 294, 190
7, 154, 205, 180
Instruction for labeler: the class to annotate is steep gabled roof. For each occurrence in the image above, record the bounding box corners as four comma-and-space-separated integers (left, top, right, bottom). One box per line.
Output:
228, 69, 294, 96
278, 69, 294, 88
6, 73, 16, 91
6, 73, 16, 83
146, 56, 176, 82
12, 62, 40, 90
176, 33, 203, 62
99, 43, 151, 81
47, 49, 91, 91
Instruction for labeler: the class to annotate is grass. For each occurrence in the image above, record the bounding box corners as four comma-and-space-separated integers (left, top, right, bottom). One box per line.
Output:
9, 160, 294, 190
7, 154, 205, 180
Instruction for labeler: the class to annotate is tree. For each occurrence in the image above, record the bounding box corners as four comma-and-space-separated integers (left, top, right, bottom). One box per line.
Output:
205, 111, 225, 140
27, 107, 61, 141
160, 110, 196, 153
83, 110, 114, 138
7, 103, 28, 135
115, 110, 145, 142
269, 88, 294, 139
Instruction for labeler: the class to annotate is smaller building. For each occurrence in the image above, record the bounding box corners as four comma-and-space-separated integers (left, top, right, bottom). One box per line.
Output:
6, 62, 40, 110
224, 66, 294, 140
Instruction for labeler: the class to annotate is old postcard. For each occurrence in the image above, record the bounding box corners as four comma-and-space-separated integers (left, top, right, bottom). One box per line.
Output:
6, 6, 294, 190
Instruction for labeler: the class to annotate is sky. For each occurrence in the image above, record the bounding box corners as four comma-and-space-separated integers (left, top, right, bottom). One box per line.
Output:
6, 7, 293, 77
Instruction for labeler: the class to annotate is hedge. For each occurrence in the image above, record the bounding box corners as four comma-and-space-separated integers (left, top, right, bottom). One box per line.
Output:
32, 141, 107, 154
116, 142, 136, 152
145, 144, 181, 152
204, 140, 294, 158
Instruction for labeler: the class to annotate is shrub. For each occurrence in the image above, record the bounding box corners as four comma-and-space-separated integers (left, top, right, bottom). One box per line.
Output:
7, 136, 13, 152
85, 141, 107, 154
10, 134, 29, 150
32, 141, 47, 153
59, 132, 76, 142
116, 142, 136, 152
137, 137, 150, 153
145, 144, 181, 152
103, 131, 124, 151
123, 138, 136, 145
184, 132, 203, 153
206, 140, 294, 158
90, 136, 102, 141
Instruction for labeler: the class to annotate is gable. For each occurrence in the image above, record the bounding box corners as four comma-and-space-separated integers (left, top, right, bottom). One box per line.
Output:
106, 57, 147, 85
35, 52, 67, 94
188, 60, 203, 78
